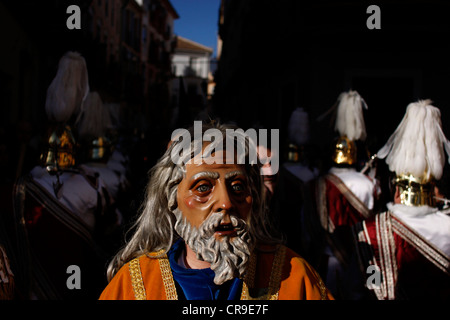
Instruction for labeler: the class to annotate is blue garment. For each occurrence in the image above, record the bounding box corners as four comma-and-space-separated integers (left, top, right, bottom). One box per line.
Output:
167, 239, 243, 300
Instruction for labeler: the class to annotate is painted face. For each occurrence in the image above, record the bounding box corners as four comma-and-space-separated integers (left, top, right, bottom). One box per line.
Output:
176, 149, 253, 236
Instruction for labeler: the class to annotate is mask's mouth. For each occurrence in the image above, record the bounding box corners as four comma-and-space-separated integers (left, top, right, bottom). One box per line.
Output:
214, 223, 237, 236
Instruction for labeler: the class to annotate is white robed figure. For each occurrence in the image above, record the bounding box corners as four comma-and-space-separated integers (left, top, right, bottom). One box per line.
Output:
14, 52, 116, 299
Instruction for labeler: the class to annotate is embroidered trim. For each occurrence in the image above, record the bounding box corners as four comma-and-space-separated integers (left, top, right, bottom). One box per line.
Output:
267, 245, 285, 300
376, 211, 397, 300
129, 251, 179, 300
316, 177, 335, 233
129, 257, 146, 300
353, 220, 376, 274
311, 267, 328, 300
356, 211, 450, 300
391, 213, 450, 274
240, 252, 256, 300
157, 252, 178, 300
326, 173, 371, 219
354, 213, 397, 300
241, 245, 286, 300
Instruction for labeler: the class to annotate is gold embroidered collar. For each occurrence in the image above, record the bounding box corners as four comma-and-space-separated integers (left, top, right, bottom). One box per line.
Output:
128, 246, 287, 300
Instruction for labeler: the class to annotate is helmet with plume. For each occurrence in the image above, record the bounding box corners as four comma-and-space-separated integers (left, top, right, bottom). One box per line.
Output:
41, 51, 89, 171
332, 90, 368, 166
377, 99, 450, 206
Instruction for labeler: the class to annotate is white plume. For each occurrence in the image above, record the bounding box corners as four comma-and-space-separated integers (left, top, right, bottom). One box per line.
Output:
377, 100, 450, 180
334, 90, 368, 141
45, 52, 89, 123
288, 107, 310, 146
77, 92, 112, 139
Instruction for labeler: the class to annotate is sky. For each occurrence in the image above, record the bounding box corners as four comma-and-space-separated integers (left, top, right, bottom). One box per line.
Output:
169, 0, 221, 57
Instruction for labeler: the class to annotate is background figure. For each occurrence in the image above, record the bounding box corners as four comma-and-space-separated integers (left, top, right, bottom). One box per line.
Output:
77, 92, 128, 204
434, 162, 450, 214
104, 102, 131, 194
76, 91, 128, 252
12, 52, 116, 299
270, 107, 321, 256
306, 91, 381, 299
353, 100, 450, 300
284, 107, 320, 183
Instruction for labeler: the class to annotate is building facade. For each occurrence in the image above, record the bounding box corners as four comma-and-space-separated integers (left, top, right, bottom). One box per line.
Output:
170, 36, 214, 129
89, 0, 179, 130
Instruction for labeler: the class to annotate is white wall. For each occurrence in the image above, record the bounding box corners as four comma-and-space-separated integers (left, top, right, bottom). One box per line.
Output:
172, 52, 211, 79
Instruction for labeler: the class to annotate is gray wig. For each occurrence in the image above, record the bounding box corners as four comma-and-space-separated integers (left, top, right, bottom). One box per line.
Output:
106, 122, 281, 281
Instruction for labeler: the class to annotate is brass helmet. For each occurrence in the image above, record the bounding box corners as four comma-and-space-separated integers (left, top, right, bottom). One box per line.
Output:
85, 135, 113, 162
287, 143, 300, 162
330, 90, 367, 166
40, 125, 77, 173
332, 135, 357, 166
393, 173, 435, 207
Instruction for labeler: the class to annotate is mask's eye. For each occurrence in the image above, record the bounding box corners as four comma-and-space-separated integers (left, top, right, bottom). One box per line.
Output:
193, 181, 212, 196
231, 180, 246, 194
197, 184, 211, 193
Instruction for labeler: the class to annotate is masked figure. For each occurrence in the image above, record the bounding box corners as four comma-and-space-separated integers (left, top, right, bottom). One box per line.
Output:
99, 122, 333, 300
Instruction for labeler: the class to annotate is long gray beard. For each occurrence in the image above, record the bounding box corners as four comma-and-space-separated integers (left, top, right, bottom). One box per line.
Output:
173, 209, 253, 285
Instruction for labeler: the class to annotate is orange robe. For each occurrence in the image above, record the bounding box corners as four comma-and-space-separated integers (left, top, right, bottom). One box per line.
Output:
99, 244, 334, 300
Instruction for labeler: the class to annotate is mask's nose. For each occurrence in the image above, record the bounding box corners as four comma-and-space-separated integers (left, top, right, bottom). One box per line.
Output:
212, 183, 234, 221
